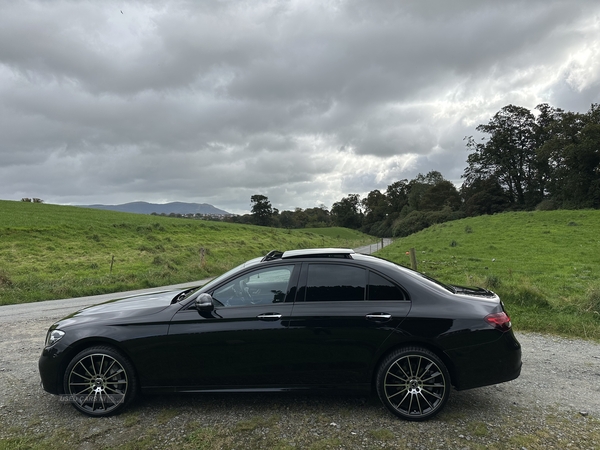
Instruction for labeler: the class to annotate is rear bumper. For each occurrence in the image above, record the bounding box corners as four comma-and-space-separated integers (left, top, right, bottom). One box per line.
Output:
447, 330, 522, 390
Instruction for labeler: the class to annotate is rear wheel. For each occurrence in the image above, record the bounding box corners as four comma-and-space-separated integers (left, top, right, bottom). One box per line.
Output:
376, 347, 450, 421
63, 346, 137, 416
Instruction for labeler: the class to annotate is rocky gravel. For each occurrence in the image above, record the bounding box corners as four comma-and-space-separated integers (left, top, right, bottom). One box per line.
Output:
0, 302, 599, 449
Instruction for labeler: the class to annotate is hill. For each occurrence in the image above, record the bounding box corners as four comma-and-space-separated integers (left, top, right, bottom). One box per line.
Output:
378, 210, 600, 340
77, 201, 231, 216
0, 200, 371, 305
2, 201, 599, 340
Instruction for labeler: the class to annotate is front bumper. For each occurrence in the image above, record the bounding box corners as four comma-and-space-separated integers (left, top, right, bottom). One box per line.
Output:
39, 345, 66, 395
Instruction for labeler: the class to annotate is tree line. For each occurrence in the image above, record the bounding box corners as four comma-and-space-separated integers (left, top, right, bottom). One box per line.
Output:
227, 102, 600, 237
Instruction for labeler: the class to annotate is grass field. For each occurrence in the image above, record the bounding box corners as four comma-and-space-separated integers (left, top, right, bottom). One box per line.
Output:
2, 201, 599, 340
0, 200, 373, 305
378, 210, 600, 340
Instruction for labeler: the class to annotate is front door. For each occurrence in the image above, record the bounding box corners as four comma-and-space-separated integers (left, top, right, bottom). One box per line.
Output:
165, 264, 298, 388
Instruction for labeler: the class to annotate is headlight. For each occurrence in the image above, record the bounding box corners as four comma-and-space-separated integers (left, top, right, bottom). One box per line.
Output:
45, 329, 65, 347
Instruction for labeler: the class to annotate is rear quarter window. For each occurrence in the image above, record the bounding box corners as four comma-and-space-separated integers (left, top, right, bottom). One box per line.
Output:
368, 271, 409, 301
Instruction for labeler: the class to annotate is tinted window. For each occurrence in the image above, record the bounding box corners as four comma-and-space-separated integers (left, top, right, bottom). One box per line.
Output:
368, 272, 408, 301
305, 264, 366, 302
213, 265, 294, 306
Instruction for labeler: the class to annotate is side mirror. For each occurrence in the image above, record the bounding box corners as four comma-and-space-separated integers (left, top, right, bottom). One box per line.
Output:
195, 293, 214, 312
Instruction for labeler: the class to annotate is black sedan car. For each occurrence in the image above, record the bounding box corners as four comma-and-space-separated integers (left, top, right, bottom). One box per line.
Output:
39, 248, 521, 421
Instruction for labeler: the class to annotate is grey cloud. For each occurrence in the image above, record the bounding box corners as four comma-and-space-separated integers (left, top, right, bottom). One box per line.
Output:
1, 0, 599, 212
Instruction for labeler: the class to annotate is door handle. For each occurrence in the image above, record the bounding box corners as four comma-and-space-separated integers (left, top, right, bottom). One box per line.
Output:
365, 313, 392, 322
257, 313, 282, 321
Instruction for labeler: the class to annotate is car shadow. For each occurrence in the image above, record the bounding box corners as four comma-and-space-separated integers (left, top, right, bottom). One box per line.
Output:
131, 383, 521, 423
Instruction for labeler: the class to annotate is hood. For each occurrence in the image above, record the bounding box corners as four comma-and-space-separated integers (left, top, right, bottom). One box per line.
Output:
55, 289, 183, 328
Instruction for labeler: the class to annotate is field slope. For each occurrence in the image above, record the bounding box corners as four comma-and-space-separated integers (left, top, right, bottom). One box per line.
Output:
379, 210, 600, 340
0, 200, 372, 305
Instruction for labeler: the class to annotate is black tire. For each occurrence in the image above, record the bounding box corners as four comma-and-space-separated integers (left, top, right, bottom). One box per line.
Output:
63, 345, 137, 417
376, 347, 450, 421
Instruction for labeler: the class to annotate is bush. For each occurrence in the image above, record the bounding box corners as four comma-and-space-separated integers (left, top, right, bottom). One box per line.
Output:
583, 286, 600, 314
392, 208, 464, 237
484, 275, 501, 289
0, 270, 13, 287
536, 199, 558, 211
392, 211, 429, 237
509, 285, 550, 309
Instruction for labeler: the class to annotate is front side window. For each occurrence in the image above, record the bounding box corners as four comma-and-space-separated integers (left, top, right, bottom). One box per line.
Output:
213, 265, 294, 306
304, 264, 366, 302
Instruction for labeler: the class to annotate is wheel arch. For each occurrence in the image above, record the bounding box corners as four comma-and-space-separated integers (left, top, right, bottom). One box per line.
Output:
57, 337, 138, 395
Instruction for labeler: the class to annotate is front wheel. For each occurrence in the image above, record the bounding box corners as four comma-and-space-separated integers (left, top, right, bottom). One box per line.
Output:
376, 347, 450, 421
63, 346, 137, 416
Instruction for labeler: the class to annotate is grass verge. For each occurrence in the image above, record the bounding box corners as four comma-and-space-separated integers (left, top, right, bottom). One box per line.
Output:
0, 200, 372, 305
378, 210, 600, 340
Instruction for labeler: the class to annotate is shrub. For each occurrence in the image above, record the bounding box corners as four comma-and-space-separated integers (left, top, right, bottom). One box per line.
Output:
392, 208, 465, 237
0, 270, 13, 287
510, 285, 550, 309
583, 286, 600, 314
536, 199, 557, 211
484, 275, 501, 289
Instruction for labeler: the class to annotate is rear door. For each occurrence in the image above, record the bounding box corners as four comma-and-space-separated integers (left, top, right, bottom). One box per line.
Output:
285, 262, 411, 387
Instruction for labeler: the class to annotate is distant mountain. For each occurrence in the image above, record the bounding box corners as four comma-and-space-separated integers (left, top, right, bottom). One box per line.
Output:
78, 201, 232, 216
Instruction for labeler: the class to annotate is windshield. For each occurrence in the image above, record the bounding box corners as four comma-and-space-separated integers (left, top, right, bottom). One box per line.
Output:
196, 256, 264, 294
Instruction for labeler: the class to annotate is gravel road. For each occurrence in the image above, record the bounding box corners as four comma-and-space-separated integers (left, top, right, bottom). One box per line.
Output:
1, 298, 599, 449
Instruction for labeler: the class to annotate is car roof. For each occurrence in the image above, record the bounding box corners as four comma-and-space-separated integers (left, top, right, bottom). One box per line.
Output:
282, 248, 354, 259
261, 248, 354, 261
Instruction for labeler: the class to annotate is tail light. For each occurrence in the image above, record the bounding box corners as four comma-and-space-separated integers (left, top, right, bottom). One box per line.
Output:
485, 312, 512, 332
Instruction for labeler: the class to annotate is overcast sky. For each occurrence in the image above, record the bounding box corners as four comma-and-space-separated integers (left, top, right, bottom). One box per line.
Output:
1, 0, 599, 214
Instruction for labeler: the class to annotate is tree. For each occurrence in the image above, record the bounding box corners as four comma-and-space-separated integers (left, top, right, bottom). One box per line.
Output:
461, 176, 510, 216
419, 180, 461, 211
537, 104, 600, 208
385, 180, 409, 215
278, 209, 299, 229
331, 194, 362, 229
463, 105, 542, 208
362, 190, 388, 225
250, 194, 273, 226
304, 206, 330, 228
406, 171, 452, 212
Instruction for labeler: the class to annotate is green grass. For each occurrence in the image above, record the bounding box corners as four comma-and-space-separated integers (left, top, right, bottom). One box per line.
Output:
2, 201, 600, 340
0, 200, 372, 305
378, 210, 600, 340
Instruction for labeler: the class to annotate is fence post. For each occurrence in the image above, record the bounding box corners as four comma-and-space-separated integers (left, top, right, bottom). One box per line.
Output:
409, 248, 418, 271
200, 247, 206, 269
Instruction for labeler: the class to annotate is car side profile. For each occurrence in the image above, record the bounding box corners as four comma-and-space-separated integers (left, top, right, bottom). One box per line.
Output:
39, 248, 522, 421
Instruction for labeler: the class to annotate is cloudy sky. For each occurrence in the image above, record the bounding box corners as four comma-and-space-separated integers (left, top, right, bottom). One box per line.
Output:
1, 0, 599, 214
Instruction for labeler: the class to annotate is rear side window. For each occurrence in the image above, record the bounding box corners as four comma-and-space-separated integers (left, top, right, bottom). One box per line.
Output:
368, 272, 408, 301
305, 264, 366, 302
